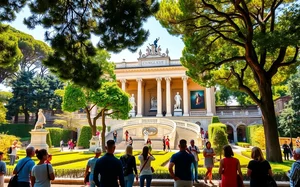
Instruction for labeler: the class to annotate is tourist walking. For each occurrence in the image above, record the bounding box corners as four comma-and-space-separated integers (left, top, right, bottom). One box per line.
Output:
113, 131, 118, 143
85, 147, 101, 187
283, 141, 291, 160
219, 145, 243, 187
93, 140, 124, 187
203, 141, 215, 184
247, 147, 273, 187
120, 145, 138, 187
128, 137, 133, 146
12, 146, 35, 187
31, 149, 55, 187
138, 146, 155, 187
146, 138, 152, 152
186, 139, 200, 183
9, 140, 19, 165
169, 139, 194, 187
125, 130, 129, 142
162, 136, 166, 151
166, 136, 170, 152
0, 152, 6, 187
287, 148, 300, 187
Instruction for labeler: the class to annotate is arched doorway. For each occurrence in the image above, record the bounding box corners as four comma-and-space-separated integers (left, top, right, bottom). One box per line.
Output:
226, 125, 234, 143
237, 125, 246, 142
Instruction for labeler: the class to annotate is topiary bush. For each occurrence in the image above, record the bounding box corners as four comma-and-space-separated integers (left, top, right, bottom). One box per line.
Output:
211, 116, 220, 123
246, 124, 265, 149
212, 126, 228, 159
0, 124, 33, 138
77, 126, 103, 148
46, 128, 75, 147
46, 131, 52, 148
208, 123, 227, 142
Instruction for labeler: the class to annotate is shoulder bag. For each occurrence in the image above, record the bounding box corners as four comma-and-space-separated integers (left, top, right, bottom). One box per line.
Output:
140, 156, 155, 174
8, 159, 30, 187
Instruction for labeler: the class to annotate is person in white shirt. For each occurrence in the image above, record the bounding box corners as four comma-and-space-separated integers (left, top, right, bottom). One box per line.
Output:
187, 139, 200, 183
9, 140, 19, 165
138, 146, 155, 187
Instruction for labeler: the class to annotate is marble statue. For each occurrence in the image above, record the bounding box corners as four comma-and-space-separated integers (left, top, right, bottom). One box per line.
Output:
150, 97, 157, 109
129, 94, 136, 111
174, 92, 182, 109
143, 129, 149, 144
34, 109, 46, 130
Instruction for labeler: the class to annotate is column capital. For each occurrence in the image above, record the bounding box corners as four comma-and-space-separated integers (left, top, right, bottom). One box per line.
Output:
156, 77, 162, 81
136, 78, 143, 82
120, 79, 126, 83
182, 76, 189, 81
165, 77, 172, 81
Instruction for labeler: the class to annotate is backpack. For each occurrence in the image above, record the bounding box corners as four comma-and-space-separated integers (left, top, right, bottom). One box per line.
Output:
121, 156, 130, 176
7, 147, 12, 154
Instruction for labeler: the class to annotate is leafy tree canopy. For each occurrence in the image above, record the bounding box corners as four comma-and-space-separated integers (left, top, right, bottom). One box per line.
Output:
156, 0, 300, 162
1, 0, 159, 90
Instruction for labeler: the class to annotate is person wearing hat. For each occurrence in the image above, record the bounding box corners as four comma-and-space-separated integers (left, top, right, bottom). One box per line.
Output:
0, 151, 6, 187
85, 147, 102, 187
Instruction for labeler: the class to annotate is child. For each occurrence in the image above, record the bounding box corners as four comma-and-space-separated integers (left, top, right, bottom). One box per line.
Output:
45, 153, 52, 164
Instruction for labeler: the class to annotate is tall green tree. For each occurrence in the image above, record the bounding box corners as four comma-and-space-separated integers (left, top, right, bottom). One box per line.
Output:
0, 91, 13, 123
0, 0, 159, 89
157, 0, 300, 162
62, 82, 131, 151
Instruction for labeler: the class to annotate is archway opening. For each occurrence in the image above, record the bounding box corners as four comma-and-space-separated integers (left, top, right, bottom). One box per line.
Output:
237, 125, 246, 142
226, 125, 234, 143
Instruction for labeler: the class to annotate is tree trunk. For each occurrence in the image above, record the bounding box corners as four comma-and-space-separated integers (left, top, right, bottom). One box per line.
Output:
14, 113, 18, 123
101, 110, 106, 153
85, 107, 96, 136
24, 110, 30, 124
259, 83, 283, 162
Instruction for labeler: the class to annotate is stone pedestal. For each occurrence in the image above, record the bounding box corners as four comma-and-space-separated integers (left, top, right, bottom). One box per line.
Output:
89, 136, 101, 152
129, 110, 136, 118
28, 130, 49, 150
174, 109, 183, 117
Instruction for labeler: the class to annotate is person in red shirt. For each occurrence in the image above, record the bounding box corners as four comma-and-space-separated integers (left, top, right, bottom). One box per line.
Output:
165, 136, 170, 152
125, 130, 129, 142
45, 154, 52, 164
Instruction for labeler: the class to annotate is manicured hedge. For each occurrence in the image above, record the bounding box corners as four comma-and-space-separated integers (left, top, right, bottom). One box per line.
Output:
208, 123, 227, 142
77, 126, 103, 148
46, 132, 52, 148
246, 124, 265, 149
236, 142, 250, 148
211, 116, 220, 123
46, 128, 75, 147
0, 124, 33, 138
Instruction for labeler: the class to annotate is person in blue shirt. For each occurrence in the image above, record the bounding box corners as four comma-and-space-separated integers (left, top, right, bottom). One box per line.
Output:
94, 140, 124, 187
85, 147, 101, 187
13, 146, 35, 187
0, 151, 7, 187
169, 139, 194, 187
287, 148, 300, 187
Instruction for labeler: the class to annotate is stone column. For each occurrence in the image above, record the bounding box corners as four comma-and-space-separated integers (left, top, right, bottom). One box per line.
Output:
182, 76, 189, 116
206, 87, 213, 116
120, 79, 126, 91
165, 77, 172, 116
136, 78, 143, 117
156, 77, 162, 117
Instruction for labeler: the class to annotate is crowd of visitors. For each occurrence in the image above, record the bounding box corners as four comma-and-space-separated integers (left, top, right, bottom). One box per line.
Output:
5, 136, 300, 187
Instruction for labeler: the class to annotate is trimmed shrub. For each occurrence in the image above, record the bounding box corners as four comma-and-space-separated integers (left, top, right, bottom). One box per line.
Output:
236, 142, 250, 148
0, 124, 33, 138
211, 116, 220, 123
212, 126, 228, 159
46, 128, 75, 147
246, 124, 265, 149
46, 132, 52, 148
208, 123, 227, 142
78, 126, 103, 148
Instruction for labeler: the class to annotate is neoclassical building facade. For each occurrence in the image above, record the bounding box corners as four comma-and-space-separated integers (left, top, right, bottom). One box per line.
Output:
115, 46, 216, 118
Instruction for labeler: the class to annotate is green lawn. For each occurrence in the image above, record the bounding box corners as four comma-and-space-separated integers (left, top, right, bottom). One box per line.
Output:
4, 148, 294, 180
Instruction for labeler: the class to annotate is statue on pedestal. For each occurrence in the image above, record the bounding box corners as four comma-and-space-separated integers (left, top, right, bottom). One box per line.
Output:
34, 109, 46, 130
129, 94, 136, 111
174, 92, 182, 109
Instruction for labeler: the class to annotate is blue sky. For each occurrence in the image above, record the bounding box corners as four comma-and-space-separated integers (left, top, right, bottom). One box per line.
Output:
6, 6, 185, 63
0, 6, 185, 91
